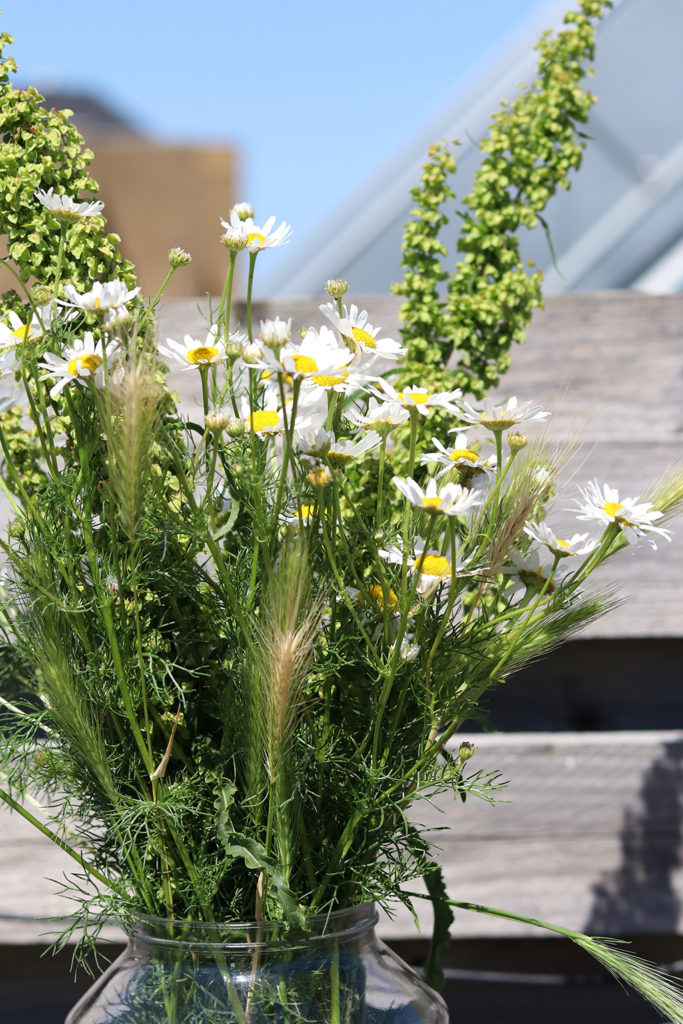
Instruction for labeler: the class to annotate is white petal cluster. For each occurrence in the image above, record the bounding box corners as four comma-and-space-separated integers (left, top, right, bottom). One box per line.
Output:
160, 328, 229, 369
320, 302, 405, 362
571, 480, 671, 549
372, 382, 462, 416
38, 332, 118, 397
524, 521, 597, 558
392, 476, 483, 517
35, 187, 104, 221
221, 212, 292, 253
458, 395, 550, 431
63, 279, 140, 313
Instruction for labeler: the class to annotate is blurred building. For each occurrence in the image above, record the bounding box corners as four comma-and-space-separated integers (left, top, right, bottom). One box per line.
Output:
270, 0, 683, 296
24, 91, 237, 298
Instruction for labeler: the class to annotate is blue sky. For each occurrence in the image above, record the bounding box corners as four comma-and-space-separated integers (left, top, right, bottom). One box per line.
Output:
2, 0, 553, 262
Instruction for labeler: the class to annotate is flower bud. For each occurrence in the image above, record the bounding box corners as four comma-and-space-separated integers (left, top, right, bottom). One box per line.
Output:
458, 741, 475, 763
507, 431, 528, 450
307, 463, 332, 487
205, 407, 234, 432
169, 247, 192, 268
221, 226, 248, 252
259, 316, 292, 349
325, 278, 349, 299
241, 341, 263, 365
31, 284, 53, 306
231, 201, 254, 221
225, 417, 246, 439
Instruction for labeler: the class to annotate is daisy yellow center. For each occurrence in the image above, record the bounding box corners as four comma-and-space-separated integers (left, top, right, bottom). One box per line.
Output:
247, 232, 266, 247
450, 449, 478, 463
556, 538, 569, 548
67, 353, 102, 376
399, 391, 429, 405
351, 326, 376, 349
312, 372, 348, 387
603, 501, 624, 518
12, 324, 32, 342
250, 409, 281, 432
94, 297, 101, 310
362, 584, 399, 611
421, 496, 443, 509
187, 345, 219, 365
416, 554, 450, 577
292, 354, 318, 373
298, 504, 316, 519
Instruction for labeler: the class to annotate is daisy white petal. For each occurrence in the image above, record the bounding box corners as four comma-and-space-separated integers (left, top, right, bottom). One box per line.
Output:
347, 398, 409, 432
524, 521, 598, 558
160, 331, 228, 370
38, 332, 118, 398
372, 381, 462, 416
319, 301, 405, 363
35, 187, 104, 222
62, 279, 140, 313
457, 395, 550, 432
570, 480, 672, 549
236, 213, 292, 252
392, 475, 482, 516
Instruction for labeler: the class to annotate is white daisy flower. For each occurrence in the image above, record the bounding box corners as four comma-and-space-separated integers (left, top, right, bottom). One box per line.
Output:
230, 201, 254, 221
570, 480, 672, 549
347, 583, 400, 614
392, 476, 483, 517
371, 381, 462, 416
391, 636, 420, 662
228, 213, 292, 253
295, 427, 336, 457
327, 430, 382, 464
502, 549, 564, 604
35, 187, 104, 222
524, 521, 598, 558
421, 433, 495, 479
62, 279, 140, 313
457, 395, 550, 432
160, 327, 229, 370
319, 302, 405, 363
0, 302, 60, 350
259, 317, 292, 348
347, 398, 409, 432
380, 537, 460, 599
240, 395, 286, 436
280, 503, 321, 527
38, 332, 118, 397
261, 326, 354, 380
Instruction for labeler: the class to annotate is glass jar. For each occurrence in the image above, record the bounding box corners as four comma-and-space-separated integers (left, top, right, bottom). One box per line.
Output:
66, 904, 449, 1024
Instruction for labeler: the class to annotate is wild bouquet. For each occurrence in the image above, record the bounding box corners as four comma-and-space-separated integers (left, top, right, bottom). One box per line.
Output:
1, 3, 683, 1022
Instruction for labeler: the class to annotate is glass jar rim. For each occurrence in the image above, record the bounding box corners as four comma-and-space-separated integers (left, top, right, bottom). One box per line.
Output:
127, 903, 379, 953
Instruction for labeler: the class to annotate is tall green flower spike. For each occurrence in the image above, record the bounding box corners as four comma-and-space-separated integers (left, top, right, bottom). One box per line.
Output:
393, 0, 613, 400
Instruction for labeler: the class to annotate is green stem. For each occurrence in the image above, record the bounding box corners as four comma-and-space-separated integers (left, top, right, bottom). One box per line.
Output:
52, 223, 68, 298
0, 785, 115, 890
246, 253, 258, 343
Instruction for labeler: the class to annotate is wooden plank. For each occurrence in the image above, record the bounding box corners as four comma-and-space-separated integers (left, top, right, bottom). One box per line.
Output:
3, 732, 683, 944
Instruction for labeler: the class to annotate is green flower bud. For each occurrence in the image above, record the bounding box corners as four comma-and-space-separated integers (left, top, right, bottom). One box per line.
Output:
169, 247, 192, 268
325, 278, 349, 299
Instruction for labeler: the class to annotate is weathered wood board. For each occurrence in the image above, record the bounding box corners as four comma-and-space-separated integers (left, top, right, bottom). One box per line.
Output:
3, 731, 683, 944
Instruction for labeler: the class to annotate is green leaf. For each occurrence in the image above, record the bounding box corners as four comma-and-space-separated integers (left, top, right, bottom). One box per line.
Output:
422, 860, 454, 992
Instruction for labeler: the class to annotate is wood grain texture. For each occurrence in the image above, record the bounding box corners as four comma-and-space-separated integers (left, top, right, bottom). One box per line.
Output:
3, 732, 683, 943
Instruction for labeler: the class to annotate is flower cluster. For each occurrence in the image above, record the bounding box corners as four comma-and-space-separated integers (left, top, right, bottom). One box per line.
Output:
0, 185, 681, 1024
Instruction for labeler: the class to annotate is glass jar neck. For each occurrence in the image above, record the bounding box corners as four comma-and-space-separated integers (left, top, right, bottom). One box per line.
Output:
127, 904, 380, 958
